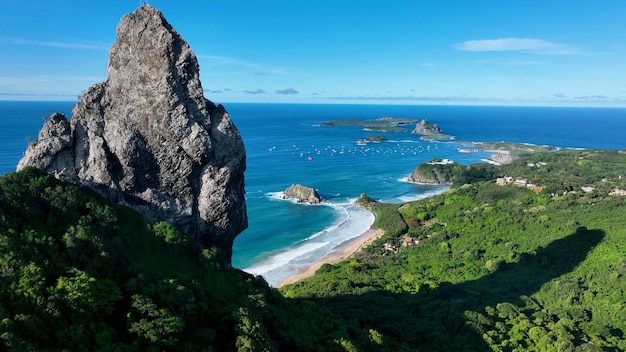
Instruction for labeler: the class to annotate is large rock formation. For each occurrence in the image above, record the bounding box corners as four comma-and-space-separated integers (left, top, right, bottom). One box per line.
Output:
411, 119, 443, 135
17, 5, 247, 265
282, 184, 322, 204
407, 162, 456, 184
488, 152, 516, 165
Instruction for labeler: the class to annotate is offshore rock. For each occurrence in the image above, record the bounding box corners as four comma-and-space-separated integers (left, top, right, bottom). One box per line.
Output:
17, 5, 247, 265
282, 184, 322, 204
411, 118, 443, 135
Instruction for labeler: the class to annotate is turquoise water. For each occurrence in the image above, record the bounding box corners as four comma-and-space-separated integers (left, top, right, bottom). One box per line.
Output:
2, 102, 626, 285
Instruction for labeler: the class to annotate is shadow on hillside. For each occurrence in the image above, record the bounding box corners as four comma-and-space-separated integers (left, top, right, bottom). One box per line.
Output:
312, 227, 605, 351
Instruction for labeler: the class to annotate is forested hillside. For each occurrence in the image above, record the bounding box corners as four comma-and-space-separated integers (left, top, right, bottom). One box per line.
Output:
0, 168, 363, 351
282, 150, 626, 351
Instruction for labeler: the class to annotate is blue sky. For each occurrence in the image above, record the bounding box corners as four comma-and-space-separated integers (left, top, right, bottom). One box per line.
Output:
1, 1, 626, 106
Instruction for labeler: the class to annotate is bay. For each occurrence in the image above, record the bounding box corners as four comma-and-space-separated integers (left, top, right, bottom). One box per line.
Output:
2, 101, 626, 285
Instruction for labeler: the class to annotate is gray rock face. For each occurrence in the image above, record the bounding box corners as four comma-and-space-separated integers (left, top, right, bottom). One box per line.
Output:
407, 168, 450, 184
17, 5, 247, 265
411, 119, 443, 135
282, 184, 322, 204
488, 153, 516, 165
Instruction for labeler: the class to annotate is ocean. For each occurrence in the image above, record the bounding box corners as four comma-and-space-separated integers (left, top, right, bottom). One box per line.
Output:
2, 101, 626, 286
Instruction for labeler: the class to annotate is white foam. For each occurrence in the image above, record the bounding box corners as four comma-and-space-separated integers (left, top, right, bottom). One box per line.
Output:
482, 158, 502, 165
245, 241, 332, 276
245, 187, 445, 286
242, 202, 374, 286
266, 191, 285, 201
394, 186, 449, 203
266, 191, 331, 206
302, 206, 349, 241
386, 139, 419, 143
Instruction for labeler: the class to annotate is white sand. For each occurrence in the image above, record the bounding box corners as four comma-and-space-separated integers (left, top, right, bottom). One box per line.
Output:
278, 227, 383, 287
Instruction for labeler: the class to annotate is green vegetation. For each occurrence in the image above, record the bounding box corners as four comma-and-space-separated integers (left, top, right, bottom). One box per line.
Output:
320, 117, 418, 133
363, 126, 407, 133
0, 167, 363, 351
457, 141, 555, 156
365, 135, 388, 142
282, 150, 626, 351
410, 159, 458, 184
410, 160, 501, 186
2, 149, 626, 351
420, 134, 453, 141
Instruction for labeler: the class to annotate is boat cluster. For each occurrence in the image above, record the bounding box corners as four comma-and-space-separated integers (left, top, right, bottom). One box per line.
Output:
269, 142, 441, 159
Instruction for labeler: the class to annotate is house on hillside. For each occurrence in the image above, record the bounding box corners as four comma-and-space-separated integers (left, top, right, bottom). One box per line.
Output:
513, 178, 528, 187
402, 236, 421, 247
496, 176, 528, 186
428, 158, 454, 165
496, 176, 513, 185
383, 243, 397, 252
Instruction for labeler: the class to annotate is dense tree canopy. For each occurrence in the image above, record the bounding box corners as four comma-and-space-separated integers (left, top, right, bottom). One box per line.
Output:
0, 167, 359, 351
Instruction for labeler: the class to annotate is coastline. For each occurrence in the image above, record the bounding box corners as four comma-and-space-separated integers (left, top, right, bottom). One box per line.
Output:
278, 226, 384, 287
275, 188, 450, 288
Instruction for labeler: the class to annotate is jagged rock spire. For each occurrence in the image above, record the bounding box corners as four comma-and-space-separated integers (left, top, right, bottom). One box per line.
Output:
18, 5, 247, 265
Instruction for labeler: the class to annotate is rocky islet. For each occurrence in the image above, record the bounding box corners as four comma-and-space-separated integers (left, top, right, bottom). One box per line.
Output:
282, 184, 323, 204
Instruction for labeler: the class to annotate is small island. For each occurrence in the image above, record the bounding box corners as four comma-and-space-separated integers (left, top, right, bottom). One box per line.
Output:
320, 117, 419, 133
320, 117, 453, 140
420, 134, 454, 141
282, 184, 322, 204
410, 118, 442, 135
411, 119, 453, 140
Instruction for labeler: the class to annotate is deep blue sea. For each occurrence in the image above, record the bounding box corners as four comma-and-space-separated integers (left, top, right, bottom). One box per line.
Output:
2, 101, 626, 286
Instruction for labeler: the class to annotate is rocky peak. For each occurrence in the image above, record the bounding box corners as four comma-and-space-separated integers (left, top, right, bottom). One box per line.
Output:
18, 5, 247, 266
411, 118, 443, 135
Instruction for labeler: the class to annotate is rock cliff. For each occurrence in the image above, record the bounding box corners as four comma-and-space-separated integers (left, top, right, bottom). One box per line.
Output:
411, 119, 443, 135
282, 184, 322, 204
488, 152, 516, 165
408, 163, 455, 184
17, 5, 247, 265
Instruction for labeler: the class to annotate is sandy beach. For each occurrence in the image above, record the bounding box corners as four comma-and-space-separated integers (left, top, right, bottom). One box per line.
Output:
278, 227, 384, 287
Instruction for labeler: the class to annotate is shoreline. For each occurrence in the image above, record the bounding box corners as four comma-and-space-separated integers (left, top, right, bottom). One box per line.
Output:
277, 226, 384, 287
275, 187, 450, 288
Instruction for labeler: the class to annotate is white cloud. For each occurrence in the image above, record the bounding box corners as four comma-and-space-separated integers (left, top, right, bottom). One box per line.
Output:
328, 95, 492, 102
197, 54, 286, 75
476, 58, 545, 65
0, 75, 103, 85
0, 92, 75, 98
0, 75, 103, 99
275, 88, 299, 95
7, 38, 109, 51
572, 95, 611, 101
455, 38, 578, 55
323, 93, 626, 107
197, 55, 262, 69
243, 88, 266, 94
